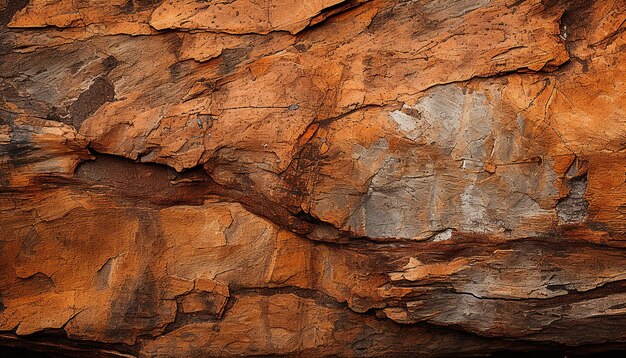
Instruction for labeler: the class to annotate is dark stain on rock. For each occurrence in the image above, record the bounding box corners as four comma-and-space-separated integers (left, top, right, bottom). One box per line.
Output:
293, 43, 309, 53
119, 0, 163, 14
120, 0, 134, 14
236, 286, 348, 310
367, 8, 394, 33
102, 55, 119, 72
70, 61, 85, 75
123, 277, 160, 326
167, 44, 191, 80
506, 0, 526, 8
68, 76, 115, 129
105, 211, 168, 342
585, 220, 611, 233
352, 324, 376, 354
362, 55, 373, 68
168, 32, 183, 54
0, 0, 29, 26
5, 126, 33, 167
400, 106, 422, 119
218, 47, 250, 75
106, 270, 163, 342
168, 62, 183, 79
0, 32, 14, 55
136, 0, 163, 8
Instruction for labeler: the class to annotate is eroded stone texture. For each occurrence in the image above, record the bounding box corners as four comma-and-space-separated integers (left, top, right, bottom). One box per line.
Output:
1, 0, 626, 356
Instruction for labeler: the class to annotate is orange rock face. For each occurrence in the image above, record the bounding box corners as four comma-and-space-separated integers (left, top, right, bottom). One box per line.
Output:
1, 0, 625, 356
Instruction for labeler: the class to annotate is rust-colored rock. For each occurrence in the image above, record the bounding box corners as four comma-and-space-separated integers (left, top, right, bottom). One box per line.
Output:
1, 0, 625, 356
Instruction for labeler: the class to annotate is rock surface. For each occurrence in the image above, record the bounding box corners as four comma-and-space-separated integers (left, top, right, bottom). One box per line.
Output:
1, 0, 626, 356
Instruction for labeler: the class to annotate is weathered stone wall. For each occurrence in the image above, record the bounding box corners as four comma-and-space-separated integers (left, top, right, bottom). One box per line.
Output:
1, 0, 625, 356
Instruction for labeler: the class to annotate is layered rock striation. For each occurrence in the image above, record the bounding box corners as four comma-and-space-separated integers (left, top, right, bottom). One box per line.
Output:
1, 0, 625, 356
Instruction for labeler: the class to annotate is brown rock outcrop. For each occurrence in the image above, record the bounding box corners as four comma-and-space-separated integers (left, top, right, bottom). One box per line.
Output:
1, 0, 625, 356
